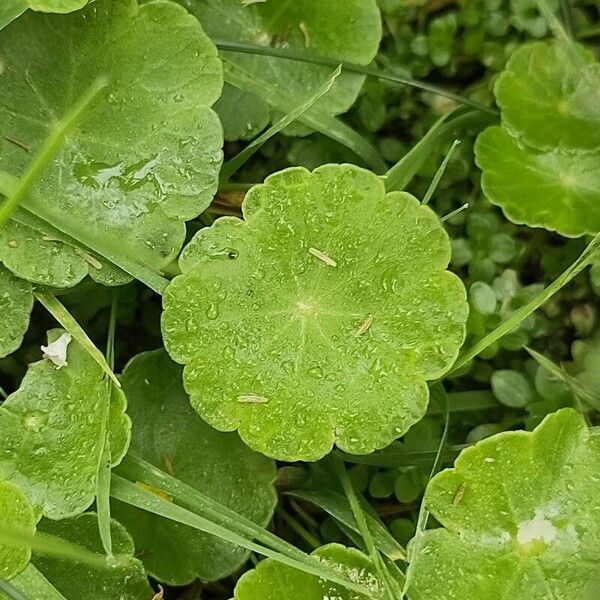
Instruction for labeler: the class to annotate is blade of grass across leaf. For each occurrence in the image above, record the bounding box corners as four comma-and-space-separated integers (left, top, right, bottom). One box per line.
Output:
331, 455, 400, 600
0, 78, 106, 228
223, 60, 386, 173
440, 203, 469, 223
401, 384, 450, 599
34, 290, 120, 388
115, 454, 382, 592
449, 232, 600, 375
385, 109, 492, 192
0, 579, 30, 600
423, 140, 460, 205
427, 390, 500, 414
96, 290, 120, 557
0, 0, 27, 31
214, 41, 498, 116
1, 565, 66, 600
525, 347, 600, 411
336, 445, 468, 468
287, 489, 406, 562
275, 507, 321, 551
109, 475, 376, 598
221, 65, 342, 181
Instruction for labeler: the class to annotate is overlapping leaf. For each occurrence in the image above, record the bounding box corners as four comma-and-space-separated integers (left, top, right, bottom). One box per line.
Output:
34, 513, 152, 600
162, 164, 468, 461
0, 480, 36, 581
113, 350, 277, 585
0, 330, 129, 519
183, 0, 381, 140
0, 264, 33, 357
408, 409, 600, 599
28, 0, 88, 12
476, 39, 600, 237
0, 0, 223, 288
233, 543, 392, 600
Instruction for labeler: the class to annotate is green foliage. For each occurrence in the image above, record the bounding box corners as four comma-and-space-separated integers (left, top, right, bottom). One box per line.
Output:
409, 409, 600, 599
0, 480, 35, 581
0, 0, 223, 287
0, 266, 33, 358
233, 543, 393, 600
113, 350, 277, 585
187, 0, 381, 140
163, 164, 467, 460
0, 330, 128, 519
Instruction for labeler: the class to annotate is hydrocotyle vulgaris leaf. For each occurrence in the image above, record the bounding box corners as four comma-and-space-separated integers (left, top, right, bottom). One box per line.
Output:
495, 39, 600, 152
112, 350, 277, 586
34, 514, 152, 600
0, 0, 223, 288
233, 543, 395, 600
0, 265, 33, 357
162, 164, 468, 461
0, 329, 129, 519
183, 0, 381, 140
0, 481, 36, 581
408, 409, 600, 600
475, 126, 600, 237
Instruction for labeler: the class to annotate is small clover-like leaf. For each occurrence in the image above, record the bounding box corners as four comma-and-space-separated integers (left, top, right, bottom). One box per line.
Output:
112, 349, 277, 585
475, 126, 600, 237
34, 513, 153, 600
0, 0, 223, 287
233, 543, 393, 600
186, 0, 382, 140
495, 40, 600, 152
409, 409, 600, 600
0, 265, 33, 357
0, 480, 36, 581
162, 165, 468, 461
0, 330, 129, 519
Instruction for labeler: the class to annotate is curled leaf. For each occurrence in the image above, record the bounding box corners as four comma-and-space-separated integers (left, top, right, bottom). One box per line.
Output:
162, 164, 468, 461
409, 409, 600, 599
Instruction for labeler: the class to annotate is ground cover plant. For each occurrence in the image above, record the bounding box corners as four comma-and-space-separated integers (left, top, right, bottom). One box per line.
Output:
0, 0, 599, 598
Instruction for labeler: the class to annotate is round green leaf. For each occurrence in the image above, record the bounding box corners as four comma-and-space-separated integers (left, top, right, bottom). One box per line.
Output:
490, 369, 531, 408
27, 0, 88, 13
162, 164, 468, 461
0, 0, 223, 287
409, 409, 600, 599
0, 480, 36, 581
233, 543, 392, 600
185, 0, 381, 140
0, 265, 33, 357
475, 126, 600, 237
34, 513, 153, 600
112, 349, 276, 586
0, 330, 128, 519
495, 40, 600, 151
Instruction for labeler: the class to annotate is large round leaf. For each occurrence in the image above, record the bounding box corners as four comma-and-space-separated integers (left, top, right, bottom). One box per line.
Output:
183, 0, 381, 140
409, 409, 600, 599
0, 0, 223, 287
475, 126, 600, 237
34, 513, 153, 600
113, 349, 277, 586
0, 330, 129, 519
495, 40, 600, 152
162, 164, 468, 461
234, 544, 391, 600
27, 0, 88, 13
0, 480, 36, 581
0, 265, 33, 357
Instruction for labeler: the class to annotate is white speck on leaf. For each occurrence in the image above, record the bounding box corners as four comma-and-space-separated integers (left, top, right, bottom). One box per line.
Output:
309, 247, 337, 267
354, 315, 374, 337
237, 394, 269, 404
517, 510, 557, 545
41, 333, 72, 369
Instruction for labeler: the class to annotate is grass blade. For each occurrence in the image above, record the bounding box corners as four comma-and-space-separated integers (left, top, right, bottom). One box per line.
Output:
221, 65, 342, 181
34, 290, 120, 388
1, 565, 66, 600
0, 579, 30, 600
449, 232, 600, 375
223, 60, 386, 173
0, 78, 106, 228
422, 140, 460, 205
215, 40, 497, 116
110, 475, 376, 598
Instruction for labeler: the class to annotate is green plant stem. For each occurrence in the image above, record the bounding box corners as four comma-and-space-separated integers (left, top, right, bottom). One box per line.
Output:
215, 40, 498, 116
423, 140, 460, 205
0, 78, 106, 228
449, 232, 600, 375
276, 506, 321, 550
0, 579, 29, 600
